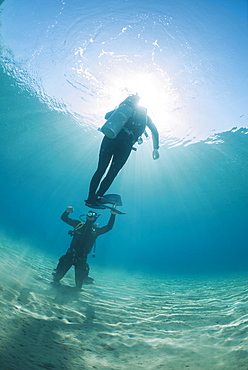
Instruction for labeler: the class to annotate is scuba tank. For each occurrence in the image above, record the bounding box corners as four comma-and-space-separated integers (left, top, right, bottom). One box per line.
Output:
101, 103, 134, 139
101, 94, 140, 139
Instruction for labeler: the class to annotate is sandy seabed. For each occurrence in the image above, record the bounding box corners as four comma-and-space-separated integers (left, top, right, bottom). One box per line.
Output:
0, 241, 247, 370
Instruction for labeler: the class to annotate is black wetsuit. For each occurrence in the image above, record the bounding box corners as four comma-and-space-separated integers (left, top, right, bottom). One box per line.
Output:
53, 211, 115, 288
87, 105, 159, 203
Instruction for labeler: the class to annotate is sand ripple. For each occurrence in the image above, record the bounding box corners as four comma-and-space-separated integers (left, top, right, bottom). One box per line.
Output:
0, 242, 247, 369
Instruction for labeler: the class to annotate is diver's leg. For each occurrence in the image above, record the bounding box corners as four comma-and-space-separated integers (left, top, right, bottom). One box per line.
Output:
74, 260, 89, 289
83, 263, 94, 284
52, 253, 73, 283
86, 137, 114, 204
97, 140, 133, 196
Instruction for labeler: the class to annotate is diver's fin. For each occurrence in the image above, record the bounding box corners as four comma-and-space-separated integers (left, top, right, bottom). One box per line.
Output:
98, 194, 123, 206
85, 201, 106, 209
96, 203, 126, 215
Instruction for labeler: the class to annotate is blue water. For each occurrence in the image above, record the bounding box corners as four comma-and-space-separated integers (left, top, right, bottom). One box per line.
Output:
0, 0, 248, 278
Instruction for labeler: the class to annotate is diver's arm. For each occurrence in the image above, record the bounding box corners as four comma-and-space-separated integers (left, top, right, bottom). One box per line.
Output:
96, 213, 116, 235
146, 117, 160, 160
61, 207, 79, 227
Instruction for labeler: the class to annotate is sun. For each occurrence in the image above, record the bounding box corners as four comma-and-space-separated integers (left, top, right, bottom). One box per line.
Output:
104, 72, 178, 135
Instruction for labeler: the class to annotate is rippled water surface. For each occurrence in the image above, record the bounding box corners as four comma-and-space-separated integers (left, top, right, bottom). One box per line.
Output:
1, 0, 247, 146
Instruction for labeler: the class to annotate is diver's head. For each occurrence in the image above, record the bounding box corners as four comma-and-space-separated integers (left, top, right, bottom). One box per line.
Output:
86, 210, 99, 223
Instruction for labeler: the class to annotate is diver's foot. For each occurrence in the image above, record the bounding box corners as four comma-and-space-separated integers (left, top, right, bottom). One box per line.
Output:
51, 280, 61, 288
85, 201, 106, 209
73, 286, 82, 291
85, 200, 95, 207
85, 197, 106, 209
83, 276, 94, 285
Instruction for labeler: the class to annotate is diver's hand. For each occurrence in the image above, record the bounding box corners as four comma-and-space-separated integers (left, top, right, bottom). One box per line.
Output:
152, 149, 159, 160
66, 206, 74, 213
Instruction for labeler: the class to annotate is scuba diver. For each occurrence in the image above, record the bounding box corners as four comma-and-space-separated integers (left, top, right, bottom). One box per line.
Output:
85, 94, 160, 207
52, 206, 117, 289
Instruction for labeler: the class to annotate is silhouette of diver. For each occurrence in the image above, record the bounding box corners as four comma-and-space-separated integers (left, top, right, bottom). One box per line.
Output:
85, 94, 160, 207
52, 206, 116, 289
